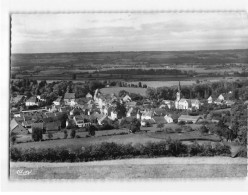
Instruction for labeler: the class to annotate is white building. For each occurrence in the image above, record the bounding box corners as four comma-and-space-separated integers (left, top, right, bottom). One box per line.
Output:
164, 115, 173, 123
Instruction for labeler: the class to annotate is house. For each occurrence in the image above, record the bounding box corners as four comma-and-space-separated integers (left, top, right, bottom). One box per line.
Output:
126, 107, 139, 117
178, 115, 202, 124
214, 98, 223, 105
160, 100, 174, 109
11, 95, 25, 105
141, 110, 154, 121
225, 100, 235, 107
25, 96, 39, 107
53, 96, 62, 106
122, 94, 132, 102
73, 115, 91, 128
45, 121, 61, 132
126, 101, 137, 108
217, 94, 225, 101
164, 114, 173, 123
109, 110, 118, 121
37, 95, 46, 102
141, 119, 156, 127
31, 121, 44, 133
153, 108, 167, 116
86, 93, 93, 99
152, 116, 167, 124
10, 118, 28, 135
207, 96, 213, 104
64, 93, 76, 106
22, 120, 33, 128
93, 113, 107, 125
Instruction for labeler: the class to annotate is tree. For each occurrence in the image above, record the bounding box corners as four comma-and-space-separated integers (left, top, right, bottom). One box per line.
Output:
129, 118, 141, 133
157, 123, 164, 131
88, 125, 96, 136
200, 125, 209, 134
115, 102, 126, 119
63, 129, 68, 139
10, 135, 16, 145
118, 90, 128, 97
47, 132, 53, 140
32, 127, 43, 141
70, 129, 76, 138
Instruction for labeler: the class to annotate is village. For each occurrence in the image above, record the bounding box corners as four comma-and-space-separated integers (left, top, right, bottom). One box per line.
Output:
10, 78, 247, 150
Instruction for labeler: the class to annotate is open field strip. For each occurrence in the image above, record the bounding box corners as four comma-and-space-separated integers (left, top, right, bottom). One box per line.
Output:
10, 157, 247, 179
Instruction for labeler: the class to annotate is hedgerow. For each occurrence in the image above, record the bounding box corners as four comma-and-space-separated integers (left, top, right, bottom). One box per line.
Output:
10, 140, 233, 162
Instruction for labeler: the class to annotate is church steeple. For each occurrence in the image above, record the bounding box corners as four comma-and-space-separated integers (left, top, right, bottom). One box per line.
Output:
176, 81, 181, 101
178, 81, 181, 93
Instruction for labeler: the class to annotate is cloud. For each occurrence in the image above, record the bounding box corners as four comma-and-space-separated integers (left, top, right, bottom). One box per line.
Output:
11, 12, 248, 53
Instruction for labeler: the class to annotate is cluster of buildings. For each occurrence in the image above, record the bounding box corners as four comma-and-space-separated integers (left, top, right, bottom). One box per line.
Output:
10, 82, 236, 136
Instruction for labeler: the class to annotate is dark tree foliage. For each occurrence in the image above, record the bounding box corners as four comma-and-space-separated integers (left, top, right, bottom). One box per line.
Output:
32, 127, 43, 142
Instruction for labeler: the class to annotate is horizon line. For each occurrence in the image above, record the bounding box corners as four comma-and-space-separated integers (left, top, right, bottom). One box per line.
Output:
11, 48, 248, 55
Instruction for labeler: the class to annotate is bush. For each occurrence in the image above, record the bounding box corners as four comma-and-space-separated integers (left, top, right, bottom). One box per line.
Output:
88, 125, 96, 136
32, 127, 43, 141
165, 127, 174, 133
175, 128, 182, 133
10, 140, 233, 163
76, 135, 81, 138
200, 125, 209, 134
183, 126, 193, 132
178, 121, 186, 126
10, 135, 16, 145
70, 129, 76, 138
47, 132, 53, 140
63, 129, 68, 139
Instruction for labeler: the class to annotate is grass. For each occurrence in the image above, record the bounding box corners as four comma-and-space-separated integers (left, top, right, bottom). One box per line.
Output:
100, 87, 147, 96
16, 128, 129, 143
13, 126, 220, 151
10, 157, 247, 179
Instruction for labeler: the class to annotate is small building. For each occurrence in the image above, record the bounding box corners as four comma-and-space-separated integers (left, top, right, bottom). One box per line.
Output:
214, 99, 223, 105
178, 115, 202, 124
53, 96, 62, 106
25, 96, 39, 107
86, 93, 93, 99
152, 116, 167, 124
153, 108, 167, 116
45, 121, 61, 132
64, 93, 76, 106
141, 110, 154, 121
225, 100, 235, 107
11, 95, 25, 105
164, 114, 173, 123
10, 118, 28, 135
207, 96, 213, 104
123, 94, 132, 102
73, 115, 91, 128
126, 101, 137, 108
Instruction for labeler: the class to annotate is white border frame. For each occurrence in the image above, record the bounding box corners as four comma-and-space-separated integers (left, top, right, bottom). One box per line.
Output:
1, 0, 248, 192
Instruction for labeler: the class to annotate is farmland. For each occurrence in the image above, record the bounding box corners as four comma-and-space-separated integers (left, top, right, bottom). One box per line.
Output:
11, 49, 248, 82
13, 128, 221, 151
100, 87, 147, 96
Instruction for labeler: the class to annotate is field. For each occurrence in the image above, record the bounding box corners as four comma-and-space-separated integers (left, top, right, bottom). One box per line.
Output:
100, 87, 147, 96
10, 157, 247, 179
13, 128, 221, 151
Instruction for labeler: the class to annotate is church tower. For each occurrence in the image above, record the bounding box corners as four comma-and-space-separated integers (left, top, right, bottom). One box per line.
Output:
176, 81, 181, 101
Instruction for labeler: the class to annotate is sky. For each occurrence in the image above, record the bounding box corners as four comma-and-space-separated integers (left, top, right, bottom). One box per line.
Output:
11, 12, 248, 53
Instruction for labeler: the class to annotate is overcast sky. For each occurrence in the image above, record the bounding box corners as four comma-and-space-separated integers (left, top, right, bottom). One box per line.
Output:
11, 12, 248, 53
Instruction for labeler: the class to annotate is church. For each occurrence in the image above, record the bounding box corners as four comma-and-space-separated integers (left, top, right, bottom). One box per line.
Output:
174, 82, 200, 110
